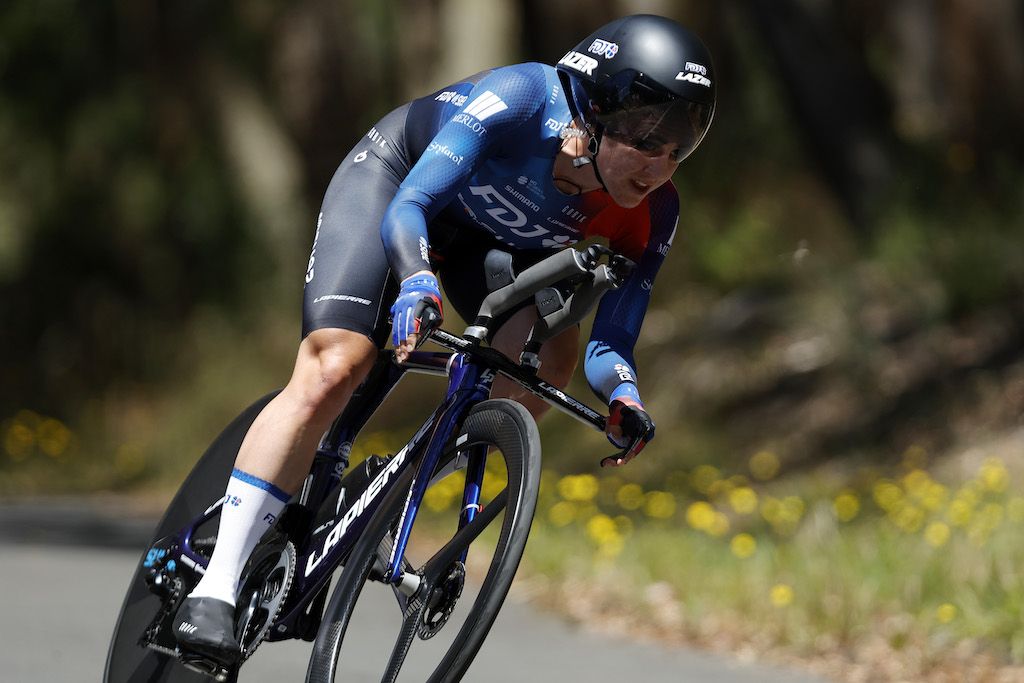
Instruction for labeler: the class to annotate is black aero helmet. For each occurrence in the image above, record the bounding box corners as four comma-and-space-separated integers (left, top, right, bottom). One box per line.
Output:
556, 14, 716, 162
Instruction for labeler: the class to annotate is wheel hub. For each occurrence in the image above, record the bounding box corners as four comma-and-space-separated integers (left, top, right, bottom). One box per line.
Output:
418, 561, 465, 640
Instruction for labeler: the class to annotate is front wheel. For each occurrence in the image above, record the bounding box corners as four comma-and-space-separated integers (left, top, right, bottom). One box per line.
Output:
306, 399, 542, 683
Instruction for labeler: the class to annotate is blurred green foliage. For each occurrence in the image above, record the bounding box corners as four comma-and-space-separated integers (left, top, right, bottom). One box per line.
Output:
1, 1, 1021, 499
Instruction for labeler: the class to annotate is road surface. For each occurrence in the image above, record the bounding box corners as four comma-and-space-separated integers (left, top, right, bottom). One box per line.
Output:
0, 500, 830, 682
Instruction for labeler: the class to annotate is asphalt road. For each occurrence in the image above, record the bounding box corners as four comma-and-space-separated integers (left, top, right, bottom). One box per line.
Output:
0, 501, 830, 683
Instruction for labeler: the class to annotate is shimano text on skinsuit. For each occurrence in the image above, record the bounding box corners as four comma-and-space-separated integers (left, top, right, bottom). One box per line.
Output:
304, 449, 408, 577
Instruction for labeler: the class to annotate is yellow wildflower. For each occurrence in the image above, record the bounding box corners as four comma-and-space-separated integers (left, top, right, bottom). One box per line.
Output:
892, 503, 925, 533
707, 512, 731, 537
920, 482, 948, 512
558, 474, 600, 502
586, 513, 618, 544
770, 584, 794, 607
947, 498, 973, 527
873, 480, 903, 511
548, 501, 576, 527
644, 491, 677, 519
4, 422, 35, 461
728, 487, 759, 515
936, 603, 957, 624
690, 465, 721, 494
924, 521, 951, 548
686, 501, 715, 531
37, 419, 72, 459
903, 469, 931, 498
979, 457, 1009, 493
749, 450, 780, 481
616, 483, 645, 510
730, 533, 757, 559
833, 492, 860, 522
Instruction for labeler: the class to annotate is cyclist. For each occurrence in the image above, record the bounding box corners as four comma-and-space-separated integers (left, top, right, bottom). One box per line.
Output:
173, 13, 715, 665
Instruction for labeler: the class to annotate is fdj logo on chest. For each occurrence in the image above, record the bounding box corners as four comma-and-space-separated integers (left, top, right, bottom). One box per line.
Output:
467, 185, 548, 238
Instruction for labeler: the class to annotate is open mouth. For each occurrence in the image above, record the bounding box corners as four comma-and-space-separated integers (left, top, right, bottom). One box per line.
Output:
631, 179, 651, 193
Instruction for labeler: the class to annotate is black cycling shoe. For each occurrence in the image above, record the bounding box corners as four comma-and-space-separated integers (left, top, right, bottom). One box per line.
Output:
172, 596, 241, 667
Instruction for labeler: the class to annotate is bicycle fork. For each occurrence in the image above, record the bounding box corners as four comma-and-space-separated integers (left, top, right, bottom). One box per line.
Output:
383, 353, 494, 589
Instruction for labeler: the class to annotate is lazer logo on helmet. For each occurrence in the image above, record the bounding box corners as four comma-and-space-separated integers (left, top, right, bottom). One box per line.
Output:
587, 39, 619, 59
675, 71, 711, 87
558, 51, 599, 76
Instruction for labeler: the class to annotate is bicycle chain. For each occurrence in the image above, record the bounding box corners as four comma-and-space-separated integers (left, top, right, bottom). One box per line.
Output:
139, 574, 185, 656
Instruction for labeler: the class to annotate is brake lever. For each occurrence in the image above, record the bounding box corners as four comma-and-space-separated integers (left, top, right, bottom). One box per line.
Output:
599, 433, 646, 468
415, 305, 444, 347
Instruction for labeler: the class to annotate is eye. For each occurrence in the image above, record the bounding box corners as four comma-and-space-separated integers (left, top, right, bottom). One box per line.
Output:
668, 148, 684, 163
628, 137, 662, 153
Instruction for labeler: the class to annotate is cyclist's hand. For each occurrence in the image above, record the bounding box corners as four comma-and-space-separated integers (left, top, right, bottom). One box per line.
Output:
390, 272, 443, 363
601, 398, 655, 467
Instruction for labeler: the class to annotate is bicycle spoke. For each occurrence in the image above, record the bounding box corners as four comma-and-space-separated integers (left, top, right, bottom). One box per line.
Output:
421, 488, 507, 581
381, 597, 427, 683
390, 583, 410, 615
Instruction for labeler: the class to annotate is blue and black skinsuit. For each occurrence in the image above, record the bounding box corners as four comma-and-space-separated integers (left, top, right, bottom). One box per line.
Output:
302, 62, 679, 407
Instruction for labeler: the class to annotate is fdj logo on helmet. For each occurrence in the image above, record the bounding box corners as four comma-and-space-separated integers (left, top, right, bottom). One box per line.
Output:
559, 51, 599, 76
587, 39, 619, 59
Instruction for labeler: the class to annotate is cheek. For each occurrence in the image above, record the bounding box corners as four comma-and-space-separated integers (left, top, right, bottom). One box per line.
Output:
602, 150, 641, 181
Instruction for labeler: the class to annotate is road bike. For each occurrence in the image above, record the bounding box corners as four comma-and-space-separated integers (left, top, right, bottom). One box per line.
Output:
104, 244, 640, 682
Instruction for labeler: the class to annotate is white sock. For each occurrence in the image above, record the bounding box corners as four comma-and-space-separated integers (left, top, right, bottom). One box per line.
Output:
189, 468, 291, 606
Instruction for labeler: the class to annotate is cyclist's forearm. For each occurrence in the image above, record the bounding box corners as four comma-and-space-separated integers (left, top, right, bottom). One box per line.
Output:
381, 187, 436, 281
584, 338, 642, 405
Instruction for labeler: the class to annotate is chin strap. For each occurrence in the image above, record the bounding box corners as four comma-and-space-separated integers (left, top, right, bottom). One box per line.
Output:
569, 135, 606, 191
558, 71, 608, 192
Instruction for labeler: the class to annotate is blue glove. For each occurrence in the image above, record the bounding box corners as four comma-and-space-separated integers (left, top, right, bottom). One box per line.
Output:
390, 273, 443, 348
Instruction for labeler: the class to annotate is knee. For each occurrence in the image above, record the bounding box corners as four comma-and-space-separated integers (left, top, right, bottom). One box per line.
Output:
313, 348, 363, 396
288, 331, 375, 413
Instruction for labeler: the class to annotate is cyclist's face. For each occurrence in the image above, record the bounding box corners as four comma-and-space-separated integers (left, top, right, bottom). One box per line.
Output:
597, 134, 681, 208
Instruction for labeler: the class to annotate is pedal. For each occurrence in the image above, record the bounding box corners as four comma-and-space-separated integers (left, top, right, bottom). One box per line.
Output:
178, 650, 234, 682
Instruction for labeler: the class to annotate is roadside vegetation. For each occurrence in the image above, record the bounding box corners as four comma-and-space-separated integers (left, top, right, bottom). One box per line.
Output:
3, 4, 1022, 682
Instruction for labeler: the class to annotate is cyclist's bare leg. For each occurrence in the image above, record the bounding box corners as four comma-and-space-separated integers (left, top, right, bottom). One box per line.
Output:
176, 328, 378, 657
490, 306, 579, 420
234, 327, 378, 493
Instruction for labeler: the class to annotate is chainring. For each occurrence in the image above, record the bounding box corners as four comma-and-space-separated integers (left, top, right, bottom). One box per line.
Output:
236, 540, 296, 661
418, 561, 465, 640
